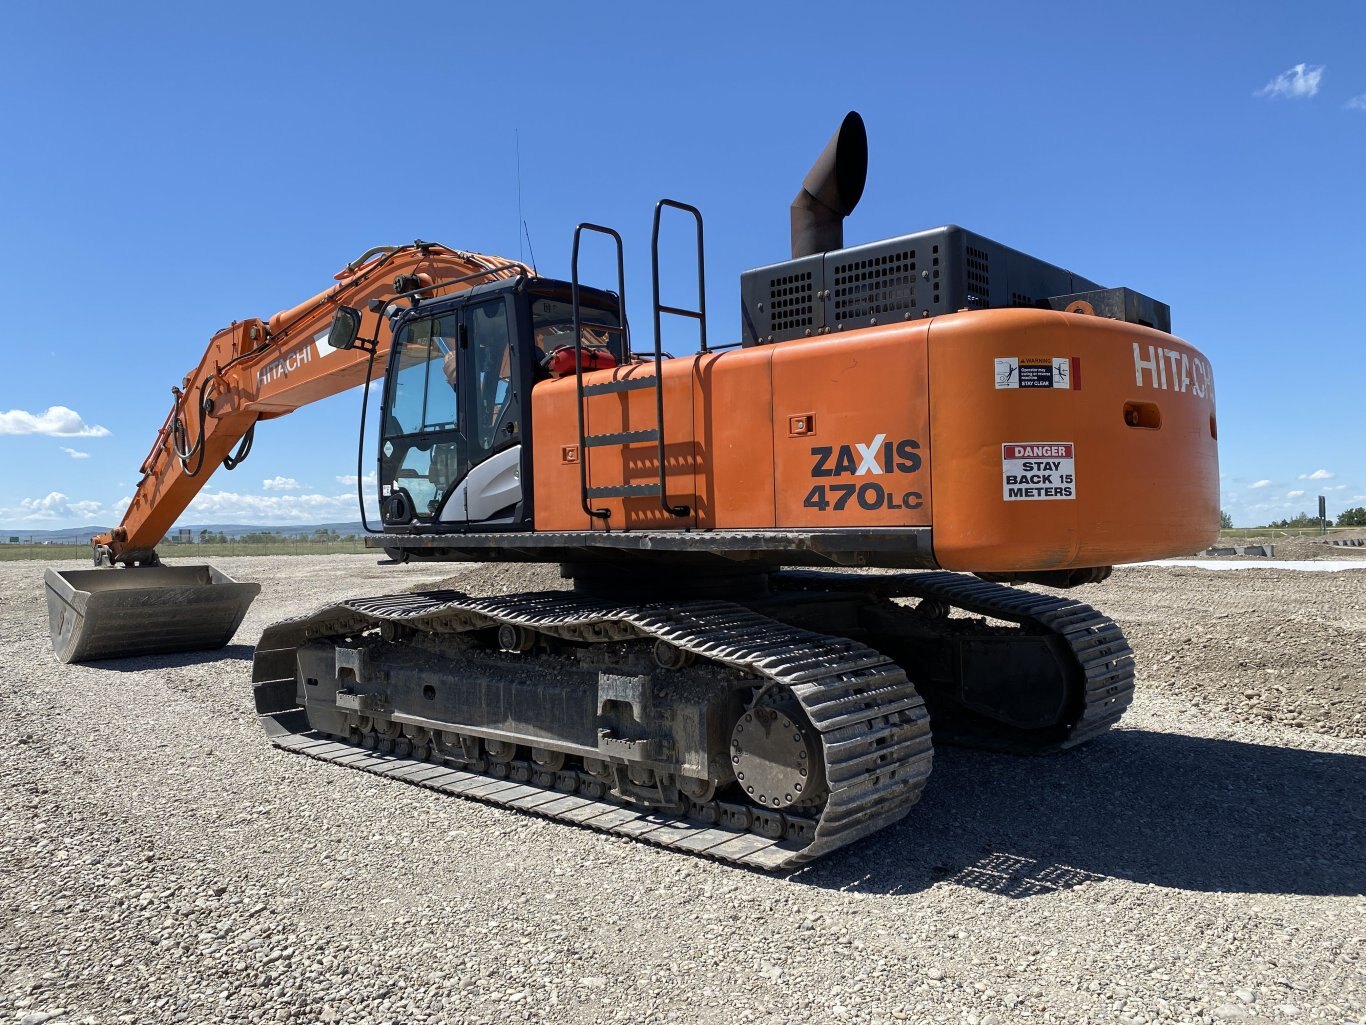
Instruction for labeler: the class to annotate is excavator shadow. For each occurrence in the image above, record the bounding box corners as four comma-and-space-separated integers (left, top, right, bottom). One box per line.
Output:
789, 728, 1366, 898
80, 644, 257, 673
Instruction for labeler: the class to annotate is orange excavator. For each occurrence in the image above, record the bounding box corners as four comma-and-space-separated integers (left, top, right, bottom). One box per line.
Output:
45, 114, 1218, 868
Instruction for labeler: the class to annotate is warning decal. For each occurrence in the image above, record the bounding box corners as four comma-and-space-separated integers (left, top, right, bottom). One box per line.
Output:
1002, 442, 1076, 501
994, 356, 1079, 390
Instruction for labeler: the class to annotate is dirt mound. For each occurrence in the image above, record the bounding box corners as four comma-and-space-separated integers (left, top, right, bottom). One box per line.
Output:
1211, 529, 1366, 561
422, 560, 566, 595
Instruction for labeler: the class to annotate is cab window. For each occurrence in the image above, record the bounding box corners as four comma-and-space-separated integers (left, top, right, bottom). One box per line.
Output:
386, 314, 459, 434
528, 295, 624, 368
468, 300, 513, 450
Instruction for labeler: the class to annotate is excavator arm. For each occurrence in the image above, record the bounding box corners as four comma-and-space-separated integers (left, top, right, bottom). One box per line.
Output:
101, 242, 525, 564
47, 242, 526, 662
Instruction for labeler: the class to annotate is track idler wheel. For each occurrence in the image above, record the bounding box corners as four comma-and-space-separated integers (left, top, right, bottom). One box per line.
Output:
531, 748, 565, 771
531, 747, 565, 787
652, 640, 695, 671
374, 720, 402, 754
497, 624, 535, 652
678, 775, 717, 804
730, 704, 825, 811
486, 739, 517, 778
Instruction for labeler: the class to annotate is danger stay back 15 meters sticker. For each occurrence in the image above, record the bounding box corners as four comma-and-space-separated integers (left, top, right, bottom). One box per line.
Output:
1002, 443, 1076, 501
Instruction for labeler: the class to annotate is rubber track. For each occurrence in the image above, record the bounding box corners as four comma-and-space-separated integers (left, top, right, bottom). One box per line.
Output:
254, 592, 934, 870
777, 571, 1135, 752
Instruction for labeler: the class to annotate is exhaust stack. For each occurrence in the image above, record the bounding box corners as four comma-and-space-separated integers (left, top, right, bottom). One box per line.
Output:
790, 111, 868, 258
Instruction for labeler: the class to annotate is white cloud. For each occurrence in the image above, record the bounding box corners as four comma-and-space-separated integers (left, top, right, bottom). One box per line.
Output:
1346, 94, 1366, 111
183, 489, 364, 524
60, 447, 91, 459
1256, 63, 1325, 99
262, 476, 303, 491
0, 405, 110, 437
1298, 468, 1335, 480
0, 492, 105, 522
1250, 480, 1272, 489
336, 470, 377, 486
1327, 484, 1348, 491
1287, 490, 1305, 498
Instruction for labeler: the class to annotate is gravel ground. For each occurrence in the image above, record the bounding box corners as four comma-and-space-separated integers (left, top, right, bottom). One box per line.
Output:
2, 555, 1363, 1025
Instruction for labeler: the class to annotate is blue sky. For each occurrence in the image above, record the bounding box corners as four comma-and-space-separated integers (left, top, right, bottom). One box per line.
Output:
1, 1, 1363, 532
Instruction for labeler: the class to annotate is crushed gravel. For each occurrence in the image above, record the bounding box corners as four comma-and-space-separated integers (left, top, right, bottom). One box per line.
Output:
1044, 566, 1366, 741
2, 555, 1363, 1025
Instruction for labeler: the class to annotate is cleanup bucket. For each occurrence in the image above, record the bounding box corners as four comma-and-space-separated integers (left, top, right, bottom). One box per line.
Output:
45, 565, 261, 664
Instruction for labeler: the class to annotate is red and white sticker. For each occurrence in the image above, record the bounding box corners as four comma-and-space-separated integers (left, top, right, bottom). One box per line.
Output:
1003, 442, 1076, 501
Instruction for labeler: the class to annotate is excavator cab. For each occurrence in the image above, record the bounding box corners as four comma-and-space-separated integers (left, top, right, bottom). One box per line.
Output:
375, 279, 625, 531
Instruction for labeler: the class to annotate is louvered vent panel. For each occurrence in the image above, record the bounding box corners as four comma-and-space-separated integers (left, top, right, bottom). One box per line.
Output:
768, 271, 815, 332
831, 250, 917, 322
965, 245, 991, 308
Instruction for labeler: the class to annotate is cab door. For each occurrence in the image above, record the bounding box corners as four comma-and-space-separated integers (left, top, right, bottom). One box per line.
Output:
442, 297, 525, 524
377, 296, 527, 529
378, 312, 464, 526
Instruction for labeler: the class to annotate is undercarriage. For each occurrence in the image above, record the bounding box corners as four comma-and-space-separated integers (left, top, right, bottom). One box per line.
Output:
252, 569, 1133, 869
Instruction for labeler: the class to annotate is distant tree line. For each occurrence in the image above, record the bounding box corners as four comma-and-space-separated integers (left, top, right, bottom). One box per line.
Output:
191, 528, 358, 544
1263, 508, 1366, 529
1222, 507, 1366, 529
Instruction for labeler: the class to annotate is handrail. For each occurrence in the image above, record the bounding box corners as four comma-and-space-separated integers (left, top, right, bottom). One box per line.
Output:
571, 223, 628, 521
384, 258, 528, 306
650, 199, 707, 517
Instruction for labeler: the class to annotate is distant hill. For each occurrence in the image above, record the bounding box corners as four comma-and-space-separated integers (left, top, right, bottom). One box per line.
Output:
2, 522, 365, 543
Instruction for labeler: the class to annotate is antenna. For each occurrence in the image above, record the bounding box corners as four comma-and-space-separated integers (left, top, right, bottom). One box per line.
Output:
524, 221, 538, 275
516, 127, 537, 274
516, 128, 524, 264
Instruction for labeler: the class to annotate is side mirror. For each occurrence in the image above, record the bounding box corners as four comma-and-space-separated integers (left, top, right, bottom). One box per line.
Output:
328, 306, 363, 350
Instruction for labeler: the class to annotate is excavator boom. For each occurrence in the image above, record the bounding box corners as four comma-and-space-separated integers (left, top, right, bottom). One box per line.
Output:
47, 243, 526, 662
102, 243, 525, 563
